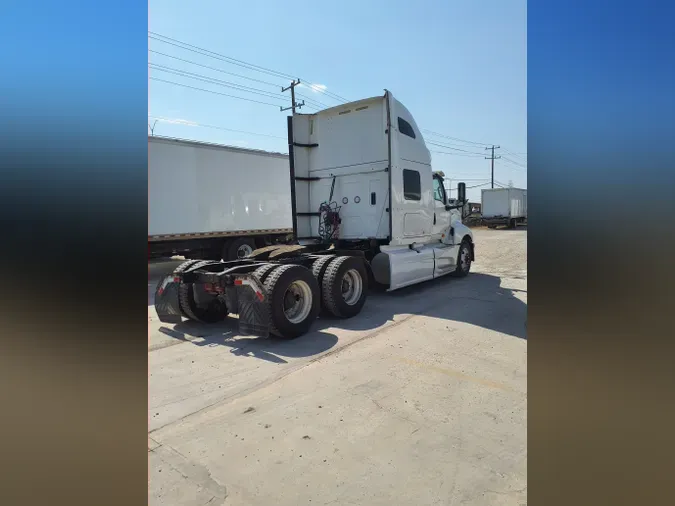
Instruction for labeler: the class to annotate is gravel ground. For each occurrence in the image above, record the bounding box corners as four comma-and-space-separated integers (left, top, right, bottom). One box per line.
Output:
471, 226, 527, 279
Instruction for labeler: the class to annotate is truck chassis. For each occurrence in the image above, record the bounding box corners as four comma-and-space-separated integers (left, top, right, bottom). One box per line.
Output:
155, 244, 375, 339
154, 240, 472, 339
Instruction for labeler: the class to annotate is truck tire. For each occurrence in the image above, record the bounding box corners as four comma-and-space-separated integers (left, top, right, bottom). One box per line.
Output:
263, 264, 320, 339
321, 256, 368, 318
178, 261, 228, 323
158, 259, 202, 319
451, 241, 472, 278
252, 263, 279, 284
310, 255, 336, 296
226, 237, 257, 260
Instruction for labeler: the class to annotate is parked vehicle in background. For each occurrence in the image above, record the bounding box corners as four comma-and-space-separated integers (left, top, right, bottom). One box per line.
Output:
148, 136, 293, 260
481, 187, 527, 229
154, 90, 475, 339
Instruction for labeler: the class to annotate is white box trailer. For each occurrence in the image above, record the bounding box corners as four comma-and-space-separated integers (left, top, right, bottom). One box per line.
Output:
481, 187, 527, 228
148, 136, 293, 260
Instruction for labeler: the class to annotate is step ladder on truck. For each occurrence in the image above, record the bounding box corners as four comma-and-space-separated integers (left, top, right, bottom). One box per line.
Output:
154, 90, 476, 339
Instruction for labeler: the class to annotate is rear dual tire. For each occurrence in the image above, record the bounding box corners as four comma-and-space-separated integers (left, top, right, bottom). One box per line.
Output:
263, 265, 321, 339
177, 260, 229, 323
319, 256, 368, 318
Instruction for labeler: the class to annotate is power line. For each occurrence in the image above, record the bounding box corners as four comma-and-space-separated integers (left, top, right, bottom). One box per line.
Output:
149, 63, 291, 101
294, 91, 330, 109
148, 50, 329, 109
149, 50, 283, 88
501, 156, 527, 171
149, 31, 348, 103
499, 161, 527, 173
149, 32, 295, 80
149, 77, 285, 107
501, 155, 527, 168
501, 148, 527, 162
148, 62, 322, 108
147, 115, 286, 139
422, 129, 493, 147
430, 149, 486, 157
426, 140, 487, 155
447, 181, 494, 191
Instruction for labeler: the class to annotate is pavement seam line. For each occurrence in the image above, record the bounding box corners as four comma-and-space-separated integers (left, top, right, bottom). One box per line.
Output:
151, 291, 520, 435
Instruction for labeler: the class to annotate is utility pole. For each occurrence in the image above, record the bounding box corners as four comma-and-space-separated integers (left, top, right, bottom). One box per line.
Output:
485, 145, 501, 188
281, 79, 305, 114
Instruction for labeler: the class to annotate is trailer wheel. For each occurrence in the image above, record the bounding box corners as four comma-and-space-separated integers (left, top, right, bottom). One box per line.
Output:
263, 265, 320, 339
226, 237, 257, 260
321, 256, 368, 318
178, 261, 228, 323
451, 241, 472, 278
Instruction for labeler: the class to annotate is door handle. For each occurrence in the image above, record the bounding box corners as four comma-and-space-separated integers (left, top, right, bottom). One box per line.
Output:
433, 213, 436, 225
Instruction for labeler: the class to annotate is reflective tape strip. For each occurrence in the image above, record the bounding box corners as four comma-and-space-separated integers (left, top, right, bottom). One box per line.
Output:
148, 229, 293, 242
234, 276, 265, 301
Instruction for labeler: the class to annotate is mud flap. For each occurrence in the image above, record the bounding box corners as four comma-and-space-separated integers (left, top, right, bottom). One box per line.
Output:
154, 275, 183, 324
236, 275, 270, 337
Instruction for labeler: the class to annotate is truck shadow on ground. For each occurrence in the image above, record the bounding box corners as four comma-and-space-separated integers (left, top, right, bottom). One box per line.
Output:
158, 324, 339, 364
156, 272, 526, 364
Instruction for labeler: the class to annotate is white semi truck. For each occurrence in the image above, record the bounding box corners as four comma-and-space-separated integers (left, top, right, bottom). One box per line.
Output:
481, 187, 527, 229
148, 136, 293, 260
155, 91, 475, 338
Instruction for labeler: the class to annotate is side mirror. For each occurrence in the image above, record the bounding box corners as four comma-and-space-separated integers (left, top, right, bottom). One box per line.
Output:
457, 182, 466, 204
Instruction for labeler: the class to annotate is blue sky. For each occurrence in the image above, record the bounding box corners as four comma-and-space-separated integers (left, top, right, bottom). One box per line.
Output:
149, 0, 526, 201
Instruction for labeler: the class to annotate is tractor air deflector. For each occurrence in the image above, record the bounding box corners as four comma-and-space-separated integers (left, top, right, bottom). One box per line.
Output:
235, 274, 270, 337
154, 275, 183, 324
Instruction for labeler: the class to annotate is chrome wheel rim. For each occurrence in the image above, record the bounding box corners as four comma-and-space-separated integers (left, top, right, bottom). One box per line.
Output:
341, 269, 363, 305
460, 247, 471, 271
237, 244, 254, 259
283, 280, 313, 323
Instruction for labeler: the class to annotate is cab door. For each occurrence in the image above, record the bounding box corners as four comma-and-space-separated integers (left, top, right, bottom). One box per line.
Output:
431, 175, 451, 241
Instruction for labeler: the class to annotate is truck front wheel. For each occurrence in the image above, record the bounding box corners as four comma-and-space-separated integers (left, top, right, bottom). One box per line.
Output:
451, 241, 472, 278
264, 265, 321, 339
321, 256, 368, 318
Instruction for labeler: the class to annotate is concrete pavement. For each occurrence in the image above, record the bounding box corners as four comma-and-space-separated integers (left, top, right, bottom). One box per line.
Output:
148, 229, 527, 505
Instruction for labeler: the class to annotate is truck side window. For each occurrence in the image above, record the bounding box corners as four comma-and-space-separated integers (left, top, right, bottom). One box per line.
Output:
403, 169, 421, 200
398, 117, 416, 139
433, 177, 446, 204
